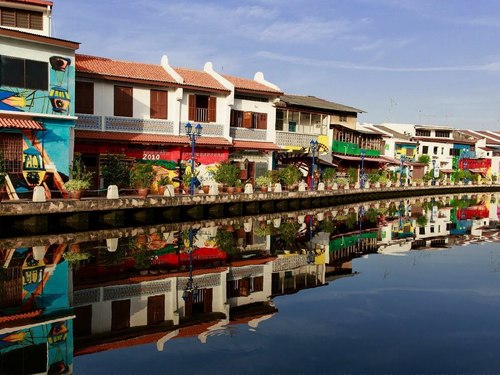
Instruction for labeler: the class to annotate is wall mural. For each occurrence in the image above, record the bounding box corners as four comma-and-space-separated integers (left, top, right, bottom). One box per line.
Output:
0, 56, 74, 198
0, 55, 74, 116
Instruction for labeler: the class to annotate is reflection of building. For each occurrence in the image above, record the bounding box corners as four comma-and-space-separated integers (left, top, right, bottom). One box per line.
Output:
0, 244, 74, 373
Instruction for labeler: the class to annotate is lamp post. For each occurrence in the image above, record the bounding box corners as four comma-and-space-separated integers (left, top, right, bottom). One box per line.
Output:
185, 122, 202, 196
357, 205, 365, 252
400, 155, 406, 187
182, 228, 197, 301
360, 150, 366, 189
309, 140, 319, 191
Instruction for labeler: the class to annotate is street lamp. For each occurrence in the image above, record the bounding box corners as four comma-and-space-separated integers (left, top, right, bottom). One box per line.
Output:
309, 140, 319, 191
357, 205, 365, 252
185, 122, 202, 196
360, 149, 366, 189
182, 228, 198, 301
400, 155, 406, 187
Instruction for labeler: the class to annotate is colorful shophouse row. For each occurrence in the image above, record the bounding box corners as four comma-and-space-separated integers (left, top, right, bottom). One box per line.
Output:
0, 26, 79, 198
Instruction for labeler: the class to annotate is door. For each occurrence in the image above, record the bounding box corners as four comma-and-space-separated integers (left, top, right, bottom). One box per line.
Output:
147, 295, 165, 325
111, 299, 130, 331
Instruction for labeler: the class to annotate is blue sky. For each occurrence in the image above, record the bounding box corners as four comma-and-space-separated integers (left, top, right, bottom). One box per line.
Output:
52, 0, 500, 130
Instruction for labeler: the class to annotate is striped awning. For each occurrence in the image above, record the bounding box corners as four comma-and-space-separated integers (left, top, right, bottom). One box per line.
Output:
0, 117, 44, 130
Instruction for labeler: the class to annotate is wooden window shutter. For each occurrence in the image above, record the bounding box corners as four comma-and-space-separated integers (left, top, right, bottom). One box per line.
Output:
208, 96, 217, 122
151, 90, 168, 119
76, 81, 94, 114
188, 94, 196, 121
257, 113, 267, 129
242, 112, 252, 128
114, 86, 133, 117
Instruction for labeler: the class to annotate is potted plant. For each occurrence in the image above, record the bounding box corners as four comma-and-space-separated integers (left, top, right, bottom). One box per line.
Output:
213, 161, 240, 192
368, 172, 380, 185
64, 156, 94, 199
322, 167, 336, 188
255, 174, 272, 192
130, 162, 156, 197
279, 165, 302, 190
100, 153, 130, 189
336, 177, 348, 189
156, 174, 171, 195
378, 174, 389, 187
234, 179, 243, 193
347, 167, 358, 188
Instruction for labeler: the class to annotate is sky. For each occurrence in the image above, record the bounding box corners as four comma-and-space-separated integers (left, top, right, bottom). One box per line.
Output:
52, 0, 500, 130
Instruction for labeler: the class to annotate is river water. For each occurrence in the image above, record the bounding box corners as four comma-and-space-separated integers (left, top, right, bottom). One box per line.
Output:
1, 193, 499, 374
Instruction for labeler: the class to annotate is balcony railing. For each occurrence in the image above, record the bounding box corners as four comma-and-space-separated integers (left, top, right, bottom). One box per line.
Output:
230, 127, 267, 141
276, 132, 319, 148
195, 108, 209, 123
75, 114, 174, 134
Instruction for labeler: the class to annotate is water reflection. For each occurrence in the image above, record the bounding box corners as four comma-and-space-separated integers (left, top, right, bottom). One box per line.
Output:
1, 193, 499, 373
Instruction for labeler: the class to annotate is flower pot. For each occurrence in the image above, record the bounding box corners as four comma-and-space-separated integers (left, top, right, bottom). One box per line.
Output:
69, 190, 83, 200
260, 186, 269, 193
137, 188, 149, 197
157, 185, 166, 195
202, 185, 210, 194
226, 186, 235, 194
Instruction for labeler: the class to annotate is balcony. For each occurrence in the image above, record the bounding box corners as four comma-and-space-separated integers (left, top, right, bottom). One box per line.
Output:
230, 127, 267, 141
276, 132, 319, 148
75, 114, 174, 135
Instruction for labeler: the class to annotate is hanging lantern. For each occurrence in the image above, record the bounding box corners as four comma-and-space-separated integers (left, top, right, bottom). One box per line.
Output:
49, 86, 71, 113
22, 146, 46, 187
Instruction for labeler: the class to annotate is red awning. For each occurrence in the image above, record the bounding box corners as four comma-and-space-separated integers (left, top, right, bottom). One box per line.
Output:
75, 130, 231, 146
232, 140, 281, 151
469, 168, 487, 175
0, 117, 44, 130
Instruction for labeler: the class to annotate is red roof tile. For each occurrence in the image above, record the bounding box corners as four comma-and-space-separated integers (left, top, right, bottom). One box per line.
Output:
76, 54, 177, 85
75, 130, 231, 146
232, 140, 281, 151
174, 67, 229, 92
0, 117, 44, 130
5, 0, 52, 7
222, 74, 282, 95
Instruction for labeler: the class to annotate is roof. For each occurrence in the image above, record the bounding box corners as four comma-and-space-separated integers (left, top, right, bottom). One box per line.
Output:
372, 124, 414, 140
222, 74, 282, 95
174, 67, 230, 93
278, 94, 364, 114
0, 27, 79, 49
413, 136, 476, 145
231, 140, 281, 151
75, 130, 232, 147
0, 117, 44, 130
4, 0, 53, 7
76, 54, 178, 86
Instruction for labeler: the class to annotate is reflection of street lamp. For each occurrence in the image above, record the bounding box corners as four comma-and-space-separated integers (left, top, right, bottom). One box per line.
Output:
357, 205, 365, 251
464, 160, 469, 183
310, 140, 319, 191
182, 228, 198, 301
432, 159, 437, 186
185, 122, 203, 196
360, 150, 366, 189
307, 215, 315, 264
400, 155, 406, 187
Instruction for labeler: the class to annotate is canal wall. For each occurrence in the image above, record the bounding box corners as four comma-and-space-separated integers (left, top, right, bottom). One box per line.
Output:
1, 184, 499, 238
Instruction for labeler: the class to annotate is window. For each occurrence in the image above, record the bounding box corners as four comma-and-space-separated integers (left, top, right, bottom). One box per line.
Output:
275, 109, 284, 131
416, 129, 431, 137
188, 94, 216, 122
0, 133, 23, 173
422, 146, 428, 154
230, 109, 267, 129
114, 86, 133, 117
449, 148, 460, 156
433, 146, 438, 155
0, 56, 48, 90
339, 115, 347, 122
0, 7, 43, 30
150, 89, 168, 119
75, 81, 94, 114
226, 276, 264, 298
435, 130, 450, 138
